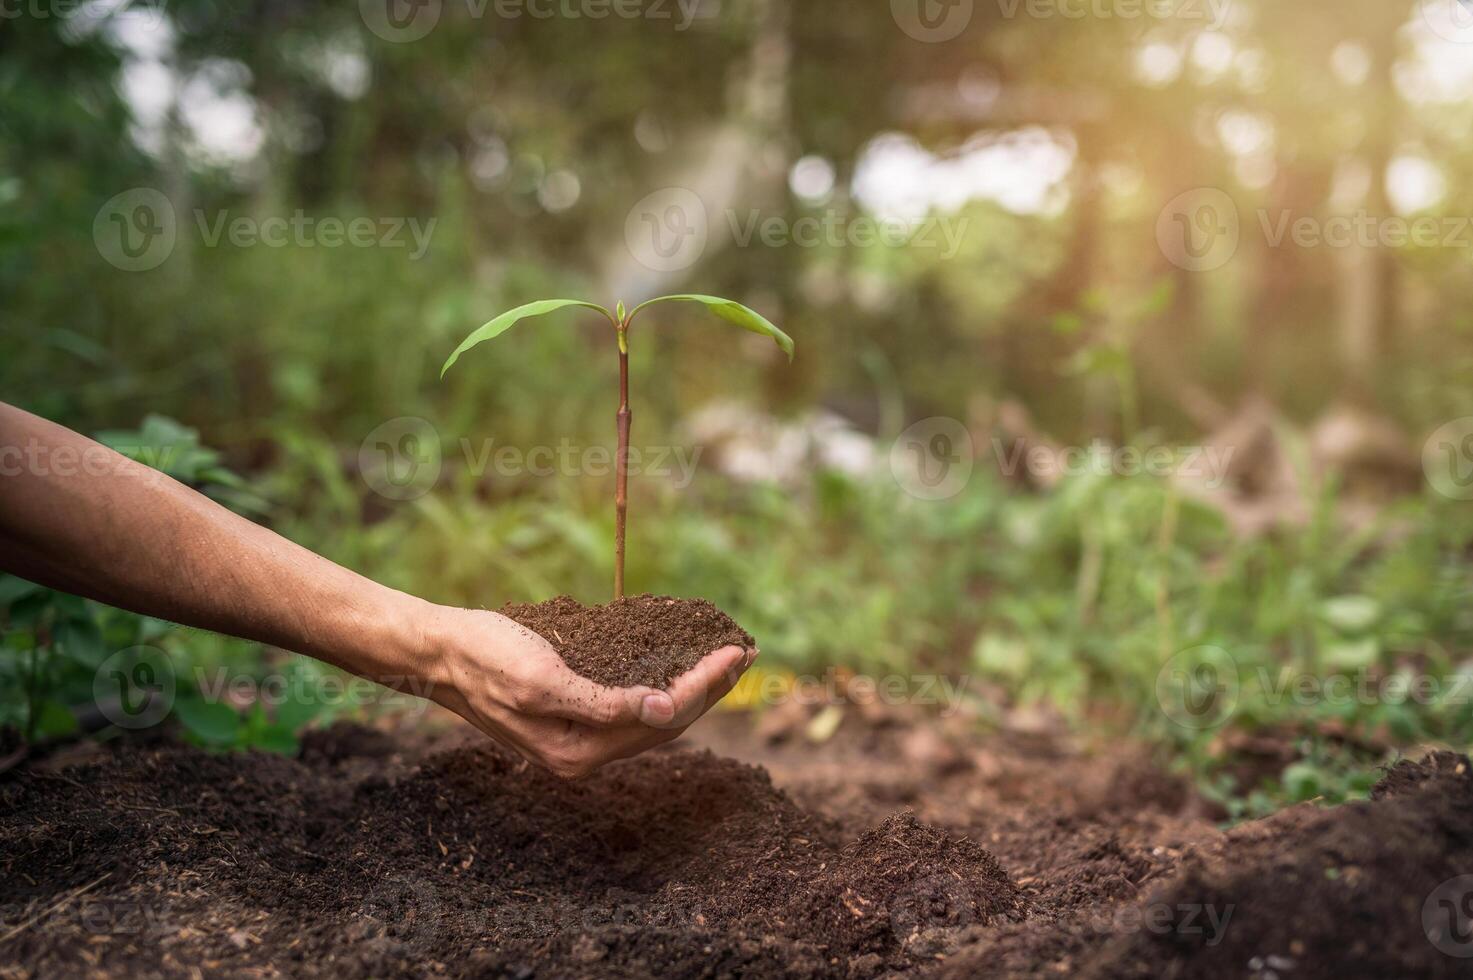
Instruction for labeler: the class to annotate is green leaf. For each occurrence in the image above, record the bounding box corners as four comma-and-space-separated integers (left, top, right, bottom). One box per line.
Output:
1281, 761, 1323, 802
1323, 637, 1379, 671
630, 294, 794, 360
137, 617, 174, 642
6, 592, 51, 629
56, 618, 105, 668
275, 694, 324, 733
274, 660, 328, 732
1318, 595, 1380, 634
238, 703, 299, 754
973, 633, 1028, 681
253, 723, 300, 756
175, 697, 241, 745
441, 299, 611, 378
1064, 344, 1128, 378
34, 700, 79, 739
53, 593, 87, 617
0, 575, 42, 606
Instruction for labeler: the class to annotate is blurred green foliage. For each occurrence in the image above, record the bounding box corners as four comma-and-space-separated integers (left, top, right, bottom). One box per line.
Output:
11, 406, 1470, 817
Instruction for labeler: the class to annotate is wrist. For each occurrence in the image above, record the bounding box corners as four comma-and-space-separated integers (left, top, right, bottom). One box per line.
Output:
332, 587, 447, 698
411, 605, 523, 707
394, 592, 450, 691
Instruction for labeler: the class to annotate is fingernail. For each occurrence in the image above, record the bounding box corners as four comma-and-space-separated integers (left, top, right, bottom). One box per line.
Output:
727, 649, 748, 678
640, 693, 674, 726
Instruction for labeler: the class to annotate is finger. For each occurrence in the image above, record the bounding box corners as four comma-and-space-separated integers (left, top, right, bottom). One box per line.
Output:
527, 664, 662, 729
581, 652, 756, 762
650, 645, 751, 731
460, 701, 566, 769
492, 712, 607, 778
594, 725, 685, 766
697, 646, 756, 711
561, 715, 686, 770
550, 645, 755, 770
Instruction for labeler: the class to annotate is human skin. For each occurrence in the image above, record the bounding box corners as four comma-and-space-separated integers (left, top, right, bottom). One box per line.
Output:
0, 402, 754, 777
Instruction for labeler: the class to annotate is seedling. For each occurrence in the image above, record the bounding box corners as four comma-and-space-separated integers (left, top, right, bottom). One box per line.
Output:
441, 294, 793, 599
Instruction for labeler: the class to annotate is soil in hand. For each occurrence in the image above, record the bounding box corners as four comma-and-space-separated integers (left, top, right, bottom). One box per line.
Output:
501, 593, 753, 689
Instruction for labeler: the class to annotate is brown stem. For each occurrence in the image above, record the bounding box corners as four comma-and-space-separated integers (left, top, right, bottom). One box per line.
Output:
614, 326, 631, 599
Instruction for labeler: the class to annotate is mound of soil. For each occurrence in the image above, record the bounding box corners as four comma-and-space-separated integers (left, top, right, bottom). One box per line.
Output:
780, 812, 1028, 959
930, 751, 1473, 980
501, 593, 753, 689
1, 720, 1470, 979
1077, 751, 1473, 980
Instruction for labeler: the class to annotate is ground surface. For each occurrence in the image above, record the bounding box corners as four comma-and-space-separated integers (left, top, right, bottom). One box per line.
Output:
1, 710, 1470, 979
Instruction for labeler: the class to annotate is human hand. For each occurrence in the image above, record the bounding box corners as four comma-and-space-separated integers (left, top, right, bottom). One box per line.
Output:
421, 605, 754, 778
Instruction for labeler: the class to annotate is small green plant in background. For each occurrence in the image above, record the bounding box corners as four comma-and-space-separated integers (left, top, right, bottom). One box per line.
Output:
441, 294, 794, 598
93, 414, 271, 517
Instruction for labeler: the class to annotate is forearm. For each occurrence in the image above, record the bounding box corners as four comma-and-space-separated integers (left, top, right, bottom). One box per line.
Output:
0, 403, 433, 686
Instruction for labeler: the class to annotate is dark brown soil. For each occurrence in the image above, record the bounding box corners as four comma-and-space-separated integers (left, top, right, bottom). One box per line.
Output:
1, 715, 1469, 979
1067, 751, 1473, 980
500, 593, 754, 689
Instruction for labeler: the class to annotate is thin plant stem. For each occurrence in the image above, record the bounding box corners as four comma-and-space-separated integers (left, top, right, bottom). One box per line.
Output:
614, 320, 631, 599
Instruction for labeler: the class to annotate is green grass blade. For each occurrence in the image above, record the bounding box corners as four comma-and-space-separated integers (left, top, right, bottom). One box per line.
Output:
440, 299, 610, 377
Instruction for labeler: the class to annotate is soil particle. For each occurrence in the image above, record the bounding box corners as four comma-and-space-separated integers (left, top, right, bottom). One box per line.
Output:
500, 593, 754, 689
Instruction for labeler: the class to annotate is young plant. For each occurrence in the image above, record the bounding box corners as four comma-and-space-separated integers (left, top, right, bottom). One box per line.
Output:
441, 294, 793, 599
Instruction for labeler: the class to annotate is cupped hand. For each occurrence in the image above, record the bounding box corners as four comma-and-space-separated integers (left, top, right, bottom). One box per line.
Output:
423, 606, 754, 778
